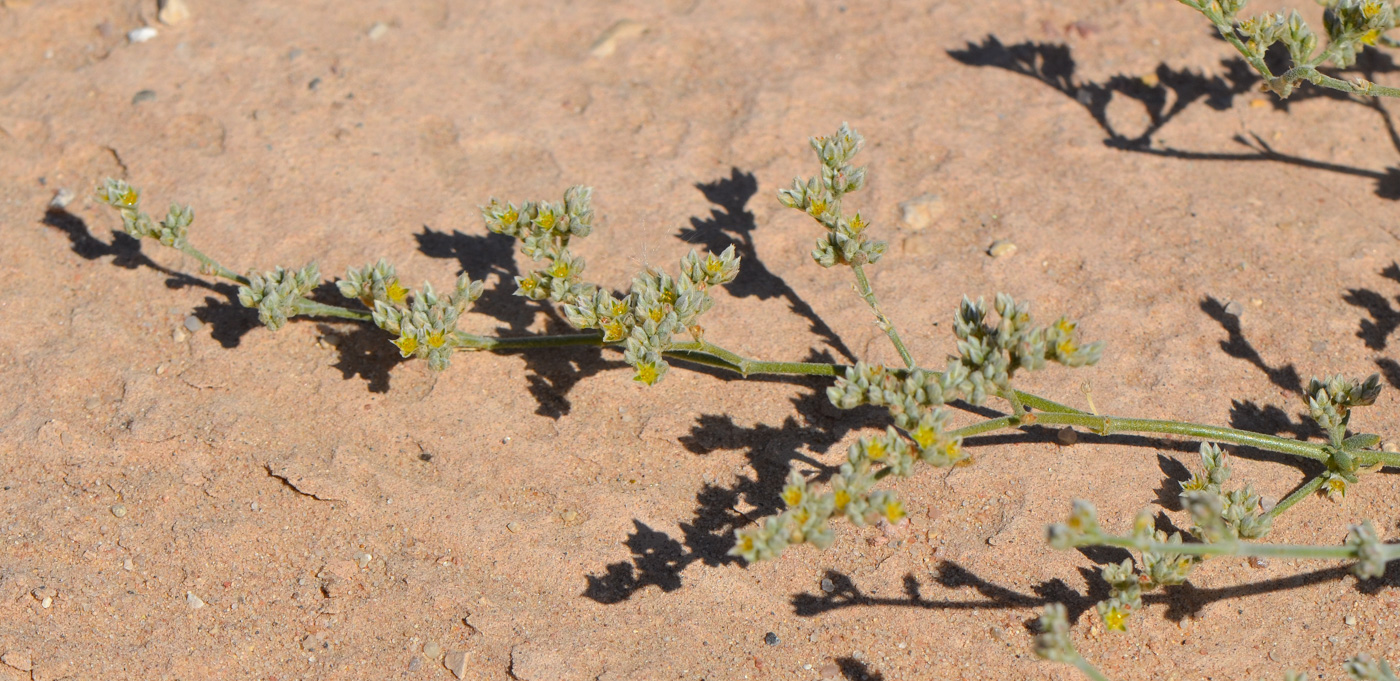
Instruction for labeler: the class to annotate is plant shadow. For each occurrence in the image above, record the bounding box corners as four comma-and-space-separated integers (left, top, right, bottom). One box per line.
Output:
42, 206, 261, 348
947, 35, 1400, 199
791, 557, 1400, 625
678, 168, 857, 363
1344, 263, 1400, 391
582, 369, 886, 604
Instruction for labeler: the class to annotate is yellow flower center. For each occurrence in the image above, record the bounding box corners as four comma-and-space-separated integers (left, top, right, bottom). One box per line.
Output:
912, 425, 936, 450
1103, 606, 1128, 632
386, 281, 409, 305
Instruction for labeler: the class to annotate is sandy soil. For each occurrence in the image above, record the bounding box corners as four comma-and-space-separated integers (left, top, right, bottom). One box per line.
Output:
3, 1, 1400, 679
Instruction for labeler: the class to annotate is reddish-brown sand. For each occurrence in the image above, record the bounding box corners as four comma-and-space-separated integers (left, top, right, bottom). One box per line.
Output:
3, 1, 1400, 679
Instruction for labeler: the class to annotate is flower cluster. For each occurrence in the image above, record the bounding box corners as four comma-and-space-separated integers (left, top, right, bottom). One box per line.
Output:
777, 123, 886, 268
1308, 374, 1383, 498
951, 294, 1104, 405
1347, 520, 1388, 579
96, 178, 193, 249
370, 274, 484, 371
1324, 0, 1396, 63
482, 186, 595, 305
1181, 443, 1272, 540
729, 433, 912, 563
563, 246, 740, 385
337, 259, 408, 309
1346, 653, 1400, 681
1309, 374, 1382, 441
1181, 0, 1398, 98
825, 363, 967, 461
236, 262, 321, 331
1032, 603, 1078, 664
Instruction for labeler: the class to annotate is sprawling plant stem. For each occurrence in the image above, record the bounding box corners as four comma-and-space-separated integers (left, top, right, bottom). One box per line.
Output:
851, 264, 916, 368
191, 237, 1399, 471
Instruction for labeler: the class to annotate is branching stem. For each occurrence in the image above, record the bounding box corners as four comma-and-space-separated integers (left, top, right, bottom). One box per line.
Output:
851, 264, 916, 368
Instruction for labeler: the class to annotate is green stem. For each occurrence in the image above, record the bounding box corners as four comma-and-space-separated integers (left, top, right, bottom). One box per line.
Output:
444, 328, 1393, 468
667, 341, 841, 377
292, 299, 372, 322
452, 331, 606, 351
1026, 413, 1333, 462
850, 264, 916, 369
1266, 474, 1329, 520
178, 243, 247, 285
1067, 653, 1113, 681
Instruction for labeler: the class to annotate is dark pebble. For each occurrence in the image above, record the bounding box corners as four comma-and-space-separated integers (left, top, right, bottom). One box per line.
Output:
764, 632, 778, 646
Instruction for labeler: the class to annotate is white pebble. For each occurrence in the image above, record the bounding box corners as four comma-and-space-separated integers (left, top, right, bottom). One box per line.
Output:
128, 27, 158, 43
186, 592, 205, 609
367, 22, 389, 40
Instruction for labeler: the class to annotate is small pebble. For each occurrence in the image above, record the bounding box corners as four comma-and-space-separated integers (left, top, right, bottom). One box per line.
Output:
820, 577, 835, 593
308, 77, 322, 91
1311, 340, 1328, 354
131, 89, 157, 105
1223, 300, 1244, 317
157, 0, 190, 25
1345, 614, 1358, 626
422, 641, 442, 659
589, 19, 646, 58
820, 663, 841, 679
183, 315, 203, 332
109, 503, 127, 518
123, 558, 133, 571
764, 632, 779, 646
186, 591, 205, 609
128, 26, 158, 43
407, 656, 423, 672
506, 522, 519, 533
367, 22, 389, 40
1259, 496, 1277, 513
987, 239, 1017, 258
1056, 427, 1078, 446
354, 552, 372, 569
897, 194, 946, 231
443, 650, 468, 679
250, 500, 260, 512
561, 509, 578, 523
1248, 556, 1269, 569
49, 188, 75, 208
